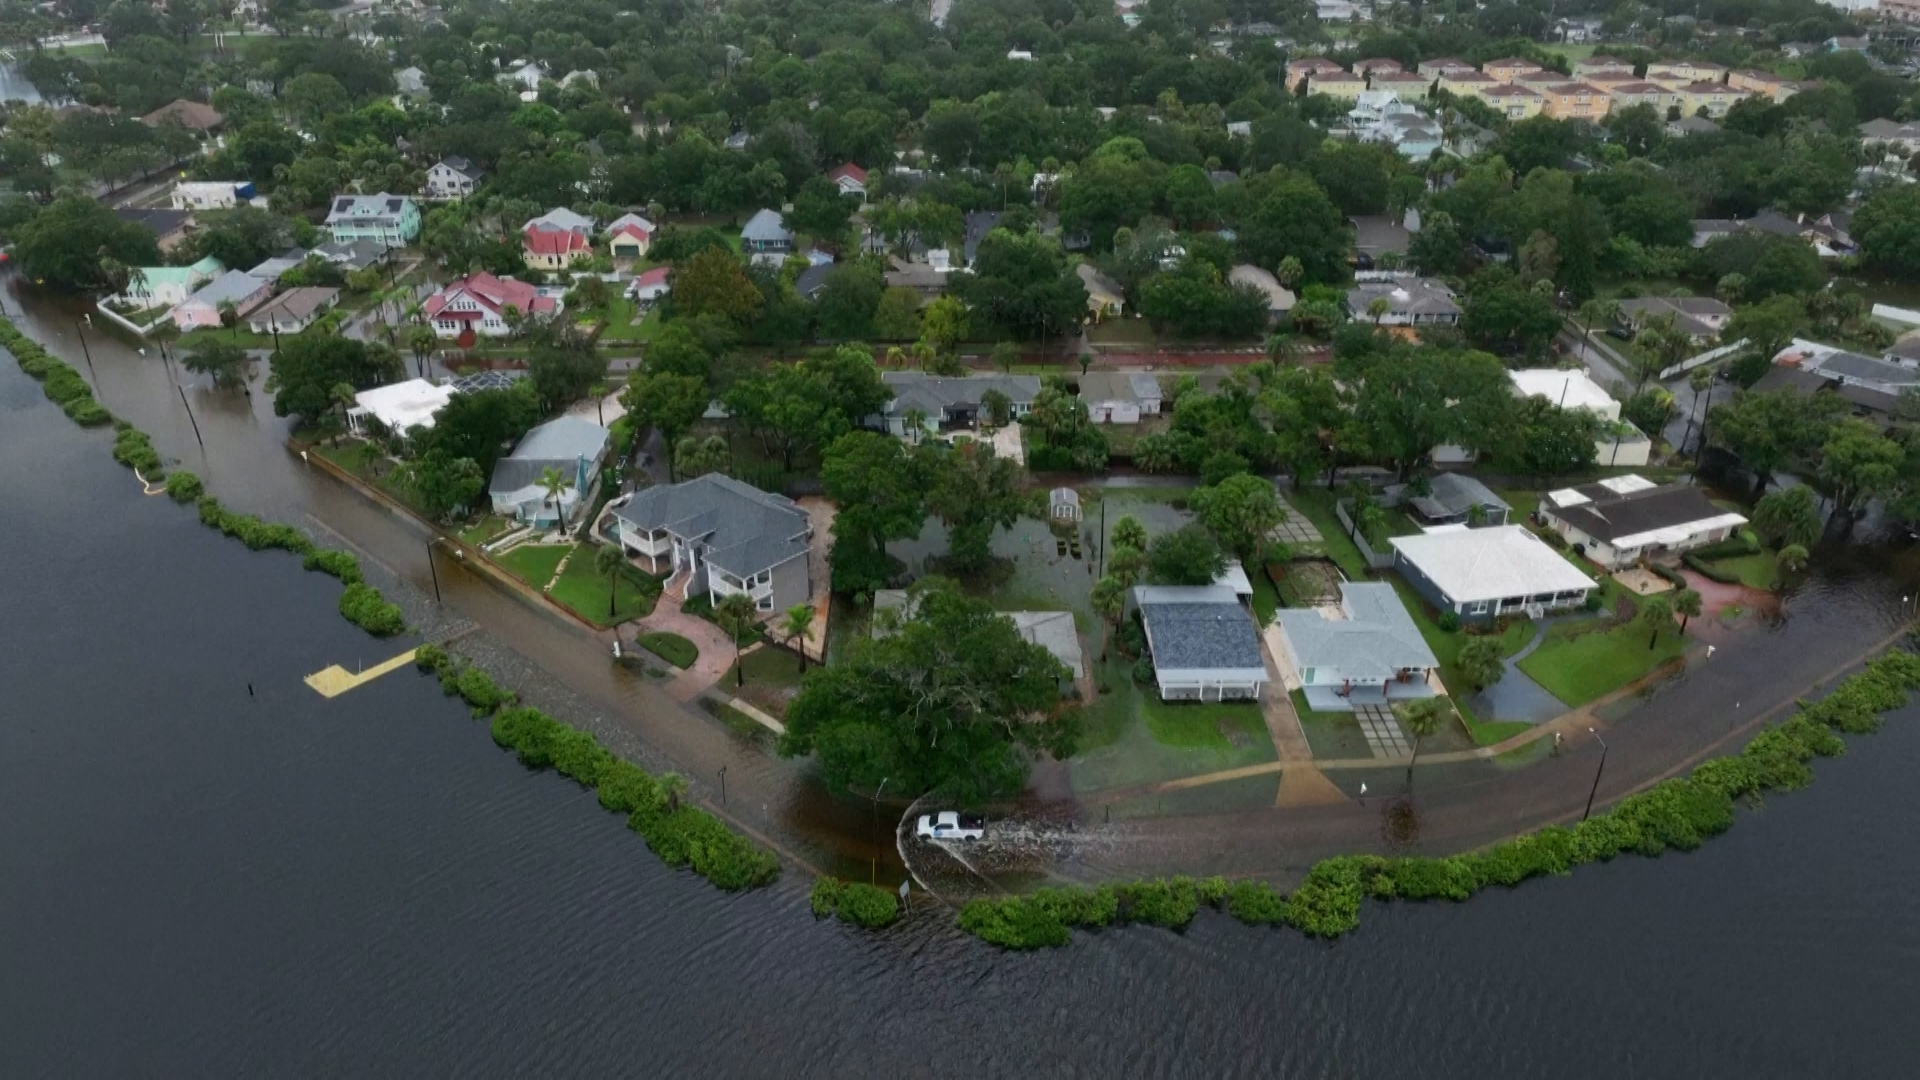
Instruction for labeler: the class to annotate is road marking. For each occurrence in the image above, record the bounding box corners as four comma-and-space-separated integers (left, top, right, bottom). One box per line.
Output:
304, 647, 419, 698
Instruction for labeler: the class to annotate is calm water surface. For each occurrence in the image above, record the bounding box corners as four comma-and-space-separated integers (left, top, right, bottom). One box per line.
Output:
5, 352, 1920, 1077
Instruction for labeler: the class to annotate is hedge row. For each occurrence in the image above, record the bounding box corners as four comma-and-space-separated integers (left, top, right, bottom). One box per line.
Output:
1682, 553, 1745, 585
413, 645, 781, 892
2, 315, 409, 641
809, 877, 901, 928
957, 649, 1920, 948
1688, 529, 1762, 562
0, 318, 112, 427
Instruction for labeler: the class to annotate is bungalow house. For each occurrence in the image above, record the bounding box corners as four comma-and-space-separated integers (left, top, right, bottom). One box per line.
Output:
1390, 525, 1597, 622
1860, 118, 1920, 154
883, 255, 953, 299
170, 270, 273, 331
1616, 295, 1733, 341
1128, 585, 1268, 701
794, 263, 833, 301
323, 193, 420, 245
1746, 209, 1856, 258
1690, 218, 1747, 248
488, 416, 611, 527
1801, 345, 1920, 396
1406, 473, 1510, 527
525, 207, 596, 236
1229, 264, 1296, 321
499, 60, 548, 92
606, 213, 654, 259
425, 156, 485, 200
1345, 276, 1461, 327
1508, 368, 1649, 467
1668, 115, 1721, 138
1752, 363, 1902, 427
612, 473, 813, 613
115, 208, 195, 253
873, 371, 1041, 437
1273, 582, 1439, 711
629, 266, 671, 306
1077, 262, 1126, 319
111, 256, 224, 309
1539, 475, 1747, 569
522, 223, 593, 270
314, 238, 392, 272
244, 286, 339, 335
1078, 371, 1163, 424
349, 378, 456, 437
741, 208, 794, 266
873, 594, 1084, 695
825, 162, 868, 199
140, 99, 224, 134
394, 66, 428, 99
424, 272, 558, 338
171, 181, 252, 211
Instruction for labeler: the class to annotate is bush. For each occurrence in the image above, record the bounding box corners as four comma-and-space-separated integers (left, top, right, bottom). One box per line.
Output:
301, 548, 363, 584
1225, 880, 1288, 924
452, 665, 514, 716
958, 897, 1073, 949
1682, 553, 1743, 584
1131, 657, 1154, 685
810, 878, 900, 928
629, 804, 780, 890
414, 643, 451, 674
164, 471, 204, 503
1689, 531, 1761, 561
596, 760, 667, 814
339, 582, 405, 636
64, 397, 111, 425
1583, 593, 1605, 612
1437, 611, 1460, 632
112, 426, 164, 477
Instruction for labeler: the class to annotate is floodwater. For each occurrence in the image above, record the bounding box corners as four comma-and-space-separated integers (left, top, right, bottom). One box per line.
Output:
10, 294, 1920, 1073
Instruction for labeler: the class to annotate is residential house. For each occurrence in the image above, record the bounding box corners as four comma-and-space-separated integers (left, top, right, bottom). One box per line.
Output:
630, 266, 672, 306
1646, 60, 1727, 89
1752, 360, 1904, 425
522, 223, 593, 270
1746, 208, 1856, 258
1668, 115, 1721, 138
1229, 264, 1296, 321
1345, 276, 1461, 326
740, 208, 794, 266
1350, 215, 1413, 261
1574, 57, 1635, 79
1417, 57, 1476, 77
1675, 80, 1749, 118
1225, 120, 1252, 138
963, 210, 1003, 264
488, 416, 611, 527
1286, 57, 1347, 91
499, 60, 548, 92
314, 238, 391, 272
1272, 582, 1439, 711
244, 286, 339, 335
1437, 69, 1498, 99
1390, 525, 1596, 622
873, 372, 1041, 437
1128, 585, 1268, 701
1370, 107, 1445, 159
1539, 476, 1748, 568
1077, 262, 1126, 319
825, 162, 868, 199
1406, 473, 1511, 527
423, 272, 558, 339
394, 66, 428, 99
1484, 57, 1546, 84
1887, 335, 1920, 366
110, 256, 224, 310
1883, 0, 1920, 21
348, 378, 456, 437
1315, 0, 1362, 20
1517, 367, 1651, 467
613, 473, 813, 613
1616, 295, 1733, 340
1309, 70, 1369, 100
1368, 70, 1431, 97
793, 263, 833, 302
872, 594, 1084, 694
248, 248, 312, 280
1541, 82, 1611, 120
140, 99, 223, 134
884, 255, 954, 299
324, 193, 420, 245
524, 207, 596, 236
1007, 49, 1035, 61
1353, 57, 1403, 78
561, 70, 598, 90
606, 213, 654, 259
170, 271, 273, 331
1690, 218, 1746, 248
425, 156, 484, 200
1481, 84, 1546, 119
171, 181, 253, 211
1728, 69, 1799, 101
1079, 371, 1163, 424
114, 208, 194, 252
1861, 118, 1920, 154
1801, 344, 1920, 396
1604, 81, 1673, 112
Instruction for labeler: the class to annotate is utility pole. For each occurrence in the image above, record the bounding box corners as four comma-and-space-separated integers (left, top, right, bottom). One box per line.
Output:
75, 317, 99, 393
178, 386, 205, 448
1583, 727, 1609, 822
426, 537, 442, 602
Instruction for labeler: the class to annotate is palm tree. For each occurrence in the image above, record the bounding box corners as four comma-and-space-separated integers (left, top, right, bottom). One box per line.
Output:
902, 406, 929, 444
884, 345, 905, 369
780, 603, 815, 674
328, 381, 357, 445
1578, 297, 1619, 356
1366, 296, 1391, 326
1091, 575, 1125, 661
1673, 588, 1703, 634
538, 466, 571, 537
594, 544, 627, 620
1276, 256, 1303, 291
218, 299, 240, 341
1112, 515, 1148, 553
407, 324, 437, 378
1640, 594, 1673, 650
714, 593, 758, 688
1400, 697, 1446, 788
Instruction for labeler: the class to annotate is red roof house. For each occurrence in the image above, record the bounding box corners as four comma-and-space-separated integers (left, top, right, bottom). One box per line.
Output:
522, 225, 593, 270
630, 266, 672, 304
826, 162, 869, 196
423, 273, 556, 338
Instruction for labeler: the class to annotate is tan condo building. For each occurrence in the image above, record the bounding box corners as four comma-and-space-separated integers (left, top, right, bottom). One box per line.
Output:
1541, 82, 1611, 120
1728, 69, 1799, 102
1417, 57, 1476, 77
1574, 56, 1635, 79
1286, 57, 1347, 92
1309, 71, 1370, 100
1482, 84, 1546, 119
1675, 81, 1749, 118
1646, 60, 1727, 90
1484, 57, 1547, 84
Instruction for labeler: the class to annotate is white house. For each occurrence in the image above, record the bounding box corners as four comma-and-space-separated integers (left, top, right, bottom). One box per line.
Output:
1078, 371, 1162, 424
348, 378, 456, 437
612, 473, 815, 614
170, 270, 273, 331
629, 266, 671, 305
1272, 582, 1440, 712
499, 60, 548, 92
874, 372, 1041, 437
111, 256, 224, 309
825, 162, 868, 198
425, 156, 485, 200
1509, 368, 1651, 468
1129, 585, 1268, 701
171, 181, 252, 210
1539, 476, 1748, 569
1390, 525, 1597, 622
488, 416, 611, 527
606, 212, 655, 259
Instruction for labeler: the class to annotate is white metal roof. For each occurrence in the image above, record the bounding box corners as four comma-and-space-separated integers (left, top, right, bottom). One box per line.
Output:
1389, 526, 1597, 605
1510, 368, 1619, 418
1548, 474, 1659, 507
1610, 512, 1750, 552
351, 378, 454, 432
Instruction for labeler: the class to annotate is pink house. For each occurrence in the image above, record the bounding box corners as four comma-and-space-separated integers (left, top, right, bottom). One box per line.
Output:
170, 270, 273, 331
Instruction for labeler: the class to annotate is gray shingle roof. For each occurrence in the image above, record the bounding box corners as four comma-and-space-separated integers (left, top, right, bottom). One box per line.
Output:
489, 416, 610, 495
1410, 473, 1508, 521
880, 372, 1041, 417
613, 473, 809, 577
741, 208, 792, 243
1276, 582, 1437, 681
1135, 587, 1264, 672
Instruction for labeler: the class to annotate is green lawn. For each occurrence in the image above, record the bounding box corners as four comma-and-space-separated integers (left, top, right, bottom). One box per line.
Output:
727, 644, 809, 718
1086, 318, 1159, 346
547, 546, 661, 627
1284, 488, 1373, 578
177, 327, 279, 350
1245, 558, 1280, 626
1291, 689, 1373, 759
1383, 576, 1526, 725
1704, 551, 1779, 590
457, 514, 516, 547
494, 543, 570, 587
313, 440, 427, 515
1141, 695, 1269, 751
1068, 655, 1278, 792
638, 631, 699, 669
587, 297, 662, 343
1518, 618, 1686, 706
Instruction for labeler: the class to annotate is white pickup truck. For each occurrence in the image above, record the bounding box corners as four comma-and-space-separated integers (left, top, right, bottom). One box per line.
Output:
915, 811, 984, 841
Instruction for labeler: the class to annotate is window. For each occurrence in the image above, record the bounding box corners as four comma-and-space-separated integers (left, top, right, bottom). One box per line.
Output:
1466, 600, 1489, 615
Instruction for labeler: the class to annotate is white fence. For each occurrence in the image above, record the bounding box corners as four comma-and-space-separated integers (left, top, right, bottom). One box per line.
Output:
1657, 338, 1747, 381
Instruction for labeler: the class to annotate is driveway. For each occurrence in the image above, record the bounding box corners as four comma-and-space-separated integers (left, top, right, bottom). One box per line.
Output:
790, 496, 838, 661
1466, 620, 1569, 724
630, 597, 736, 702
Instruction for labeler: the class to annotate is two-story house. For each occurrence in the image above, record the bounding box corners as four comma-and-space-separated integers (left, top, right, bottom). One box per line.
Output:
613, 473, 814, 614
425, 156, 485, 200
323, 193, 420, 245
1541, 82, 1611, 120
740, 208, 794, 266
488, 416, 611, 527
423, 272, 558, 339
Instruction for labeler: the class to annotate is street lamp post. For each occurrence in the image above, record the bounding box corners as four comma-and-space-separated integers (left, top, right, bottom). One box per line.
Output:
872, 776, 889, 823
75, 317, 99, 391
719, 765, 728, 806
1583, 727, 1610, 822
427, 537, 442, 602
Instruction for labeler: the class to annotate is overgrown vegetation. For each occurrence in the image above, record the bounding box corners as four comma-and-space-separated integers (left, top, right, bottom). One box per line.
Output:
809, 877, 901, 928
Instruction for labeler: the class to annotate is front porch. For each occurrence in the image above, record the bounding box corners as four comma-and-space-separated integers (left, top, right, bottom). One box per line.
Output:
1301, 672, 1440, 713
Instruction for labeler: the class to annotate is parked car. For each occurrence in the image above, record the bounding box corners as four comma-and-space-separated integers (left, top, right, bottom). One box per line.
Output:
915, 811, 984, 841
